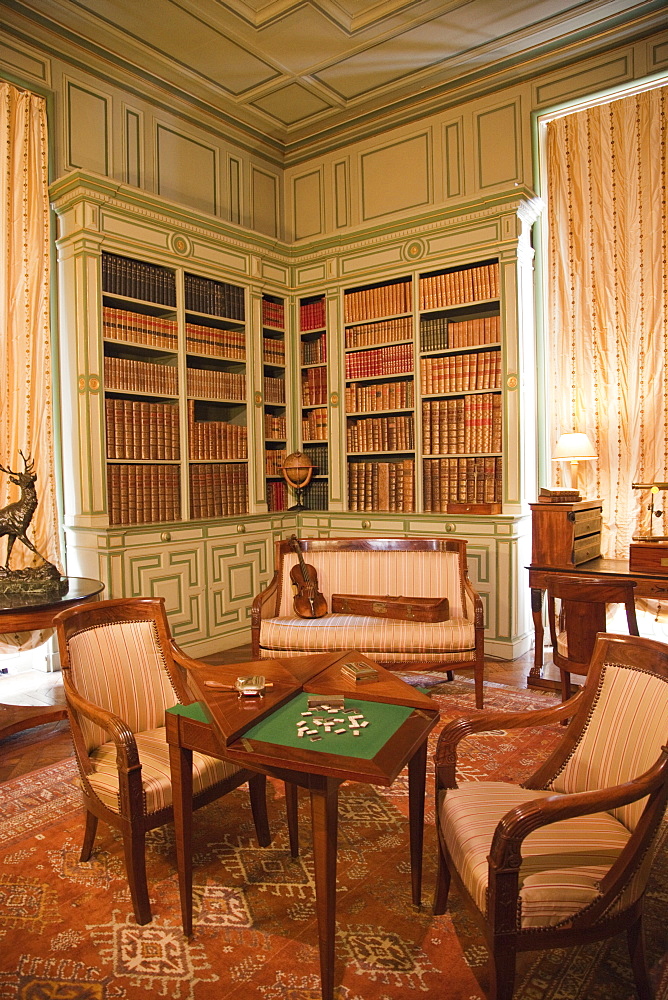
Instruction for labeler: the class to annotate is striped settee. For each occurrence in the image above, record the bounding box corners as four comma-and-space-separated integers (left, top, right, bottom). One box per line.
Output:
251, 536, 485, 707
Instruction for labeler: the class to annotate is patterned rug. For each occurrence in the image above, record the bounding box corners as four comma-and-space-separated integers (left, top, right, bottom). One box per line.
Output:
0, 678, 666, 1000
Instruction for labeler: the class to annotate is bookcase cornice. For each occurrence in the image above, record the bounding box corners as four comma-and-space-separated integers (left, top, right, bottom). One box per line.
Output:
50, 170, 288, 267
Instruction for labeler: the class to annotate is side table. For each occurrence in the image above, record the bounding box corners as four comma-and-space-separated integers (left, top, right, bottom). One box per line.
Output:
0, 577, 105, 740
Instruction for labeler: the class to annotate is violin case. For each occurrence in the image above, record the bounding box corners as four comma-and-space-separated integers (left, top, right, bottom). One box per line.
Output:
331, 594, 450, 622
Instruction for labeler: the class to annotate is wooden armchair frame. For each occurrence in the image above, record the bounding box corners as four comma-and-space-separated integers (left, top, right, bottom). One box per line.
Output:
434, 633, 668, 1000
55, 597, 271, 926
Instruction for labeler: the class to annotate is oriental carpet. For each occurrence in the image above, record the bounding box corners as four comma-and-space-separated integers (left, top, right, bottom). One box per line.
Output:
0, 678, 665, 1000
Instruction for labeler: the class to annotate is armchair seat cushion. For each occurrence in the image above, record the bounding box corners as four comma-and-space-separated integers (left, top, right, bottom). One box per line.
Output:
258, 613, 476, 663
86, 726, 242, 815
439, 781, 631, 929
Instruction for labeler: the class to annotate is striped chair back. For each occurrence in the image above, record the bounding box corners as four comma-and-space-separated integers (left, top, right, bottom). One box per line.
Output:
549, 660, 668, 832
65, 618, 179, 753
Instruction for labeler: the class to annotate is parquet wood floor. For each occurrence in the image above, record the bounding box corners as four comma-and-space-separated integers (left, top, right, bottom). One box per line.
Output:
0, 645, 550, 784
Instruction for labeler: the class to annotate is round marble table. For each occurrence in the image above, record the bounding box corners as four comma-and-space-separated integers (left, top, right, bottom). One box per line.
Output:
0, 577, 105, 740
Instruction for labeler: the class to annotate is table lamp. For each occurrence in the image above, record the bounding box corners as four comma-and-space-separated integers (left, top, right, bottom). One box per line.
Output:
552, 432, 597, 494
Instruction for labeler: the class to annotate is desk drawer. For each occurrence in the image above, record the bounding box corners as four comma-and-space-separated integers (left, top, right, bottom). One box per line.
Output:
573, 535, 601, 564
572, 513, 602, 538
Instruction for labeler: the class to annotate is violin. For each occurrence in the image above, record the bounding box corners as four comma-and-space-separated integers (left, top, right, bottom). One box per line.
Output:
289, 535, 328, 619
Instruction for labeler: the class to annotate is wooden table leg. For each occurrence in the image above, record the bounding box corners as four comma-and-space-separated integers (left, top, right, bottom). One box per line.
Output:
407, 736, 427, 907
285, 780, 299, 858
309, 775, 340, 1000
529, 586, 545, 681
169, 741, 194, 936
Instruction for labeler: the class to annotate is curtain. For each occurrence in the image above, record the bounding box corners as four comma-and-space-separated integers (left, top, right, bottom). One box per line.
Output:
546, 86, 668, 558
0, 83, 61, 651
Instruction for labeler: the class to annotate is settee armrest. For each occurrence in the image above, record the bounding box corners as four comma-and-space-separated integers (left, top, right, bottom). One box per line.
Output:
251, 571, 280, 656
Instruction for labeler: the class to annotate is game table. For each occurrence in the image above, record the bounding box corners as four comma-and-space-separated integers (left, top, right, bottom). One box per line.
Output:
166, 649, 439, 1000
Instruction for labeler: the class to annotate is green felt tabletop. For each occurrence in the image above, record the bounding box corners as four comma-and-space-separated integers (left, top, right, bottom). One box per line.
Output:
242, 692, 413, 760
167, 701, 211, 723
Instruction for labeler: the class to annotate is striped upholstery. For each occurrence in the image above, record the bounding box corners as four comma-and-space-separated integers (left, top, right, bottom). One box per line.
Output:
440, 660, 668, 931
260, 614, 475, 661
261, 548, 474, 662
548, 662, 668, 831
67, 620, 179, 752
85, 726, 240, 815
439, 782, 631, 928
276, 550, 471, 617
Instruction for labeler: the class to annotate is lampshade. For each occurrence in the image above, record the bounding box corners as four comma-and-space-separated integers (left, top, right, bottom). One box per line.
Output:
552, 433, 597, 462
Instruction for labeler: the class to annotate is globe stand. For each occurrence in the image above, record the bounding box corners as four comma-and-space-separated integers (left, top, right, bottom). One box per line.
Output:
281, 451, 314, 514
289, 487, 306, 512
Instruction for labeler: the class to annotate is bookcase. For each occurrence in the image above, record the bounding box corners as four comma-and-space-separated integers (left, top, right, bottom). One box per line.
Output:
340, 260, 505, 514
102, 253, 249, 524
299, 294, 329, 510
419, 259, 503, 514
102, 253, 181, 524
344, 277, 416, 512
99, 249, 251, 525
262, 293, 288, 512
184, 270, 248, 520
52, 170, 538, 660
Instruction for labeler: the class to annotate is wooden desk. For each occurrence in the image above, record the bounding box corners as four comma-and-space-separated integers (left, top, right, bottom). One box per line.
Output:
528, 557, 668, 687
166, 650, 438, 1000
0, 577, 105, 739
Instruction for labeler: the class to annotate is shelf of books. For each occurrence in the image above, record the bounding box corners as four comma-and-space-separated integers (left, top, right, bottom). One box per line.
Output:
262, 293, 288, 512
101, 252, 250, 524
102, 252, 181, 525
300, 294, 328, 510
343, 276, 416, 512
419, 258, 503, 513
185, 271, 248, 519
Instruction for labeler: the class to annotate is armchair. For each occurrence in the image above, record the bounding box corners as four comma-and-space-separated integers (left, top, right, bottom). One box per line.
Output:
54, 597, 272, 925
434, 632, 668, 1000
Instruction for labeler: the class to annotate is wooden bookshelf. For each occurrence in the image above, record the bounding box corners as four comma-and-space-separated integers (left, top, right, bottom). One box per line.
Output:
419, 259, 503, 513
101, 253, 182, 525
262, 293, 288, 512
101, 250, 249, 524
341, 261, 504, 514
184, 271, 248, 520
343, 277, 415, 512
299, 294, 329, 510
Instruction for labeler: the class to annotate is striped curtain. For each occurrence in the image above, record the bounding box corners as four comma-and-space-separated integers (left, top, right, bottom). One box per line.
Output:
545, 86, 668, 558
0, 83, 61, 651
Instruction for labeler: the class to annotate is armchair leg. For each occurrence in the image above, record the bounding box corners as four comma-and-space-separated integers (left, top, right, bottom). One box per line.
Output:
489, 942, 518, 1000
560, 668, 571, 703
122, 827, 152, 925
285, 781, 299, 858
627, 912, 653, 1000
80, 809, 98, 862
432, 839, 451, 915
248, 773, 271, 847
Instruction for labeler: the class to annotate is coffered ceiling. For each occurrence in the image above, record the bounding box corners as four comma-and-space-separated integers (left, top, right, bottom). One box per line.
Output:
6, 0, 666, 158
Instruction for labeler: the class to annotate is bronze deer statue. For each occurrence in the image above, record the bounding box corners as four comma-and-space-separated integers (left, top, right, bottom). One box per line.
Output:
0, 452, 49, 569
